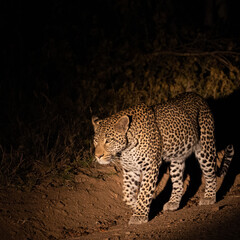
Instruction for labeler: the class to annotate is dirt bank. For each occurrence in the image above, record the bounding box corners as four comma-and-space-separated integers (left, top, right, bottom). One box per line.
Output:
0, 163, 239, 240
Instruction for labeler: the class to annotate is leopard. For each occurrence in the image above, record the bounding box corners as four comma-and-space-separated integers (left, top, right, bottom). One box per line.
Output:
92, 92, 234, 225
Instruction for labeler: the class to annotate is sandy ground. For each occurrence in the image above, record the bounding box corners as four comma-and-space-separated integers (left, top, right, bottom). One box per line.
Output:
0, 160, 240, 240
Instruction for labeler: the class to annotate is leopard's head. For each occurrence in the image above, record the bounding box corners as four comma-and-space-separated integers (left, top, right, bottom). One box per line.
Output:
92, 115, 129, 165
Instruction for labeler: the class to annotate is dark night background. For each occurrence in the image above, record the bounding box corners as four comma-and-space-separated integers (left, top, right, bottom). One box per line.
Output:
0, 0, 240, 186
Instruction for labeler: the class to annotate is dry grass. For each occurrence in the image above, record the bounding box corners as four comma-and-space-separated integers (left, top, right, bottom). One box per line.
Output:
1, 28, 240, 188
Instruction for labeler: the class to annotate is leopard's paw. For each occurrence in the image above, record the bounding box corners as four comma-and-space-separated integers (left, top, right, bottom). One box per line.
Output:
163, 201, 179, 211
199, 196, 216, 206
128, 215, 148, 225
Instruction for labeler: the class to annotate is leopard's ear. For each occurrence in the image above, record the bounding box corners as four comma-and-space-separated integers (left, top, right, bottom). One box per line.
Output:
92, 116, 100, 130
114, 115, 129, 134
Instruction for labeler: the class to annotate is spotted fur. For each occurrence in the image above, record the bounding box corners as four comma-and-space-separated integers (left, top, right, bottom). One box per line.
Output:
92, 92, 234, 225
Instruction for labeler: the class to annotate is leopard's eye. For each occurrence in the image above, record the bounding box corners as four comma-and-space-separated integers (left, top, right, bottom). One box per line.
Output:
105, 139, 110, 144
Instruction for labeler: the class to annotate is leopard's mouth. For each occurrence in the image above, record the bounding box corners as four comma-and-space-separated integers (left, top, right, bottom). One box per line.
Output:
96, 158, 112, 165
95, 154, 113, 165
95, 151, 122, 165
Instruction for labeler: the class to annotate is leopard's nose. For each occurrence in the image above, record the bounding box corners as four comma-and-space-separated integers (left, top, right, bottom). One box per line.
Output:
95, 153, 104, 159
95, 145, 104, 160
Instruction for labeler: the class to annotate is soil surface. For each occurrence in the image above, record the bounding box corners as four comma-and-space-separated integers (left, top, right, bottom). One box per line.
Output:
0, 160, 240, 240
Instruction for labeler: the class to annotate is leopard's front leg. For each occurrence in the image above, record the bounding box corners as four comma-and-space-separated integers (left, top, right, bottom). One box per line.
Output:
122, 169, 141, 210
128, 162, 160, 225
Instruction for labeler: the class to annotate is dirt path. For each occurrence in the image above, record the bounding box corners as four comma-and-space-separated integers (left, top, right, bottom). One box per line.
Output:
0, 164, 240, 240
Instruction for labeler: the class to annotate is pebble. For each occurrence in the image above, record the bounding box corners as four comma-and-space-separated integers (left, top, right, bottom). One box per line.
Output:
42, 194, 48, 199
211, 206, 220, 212
75, 175, 87, 183
56, 201, 65, 208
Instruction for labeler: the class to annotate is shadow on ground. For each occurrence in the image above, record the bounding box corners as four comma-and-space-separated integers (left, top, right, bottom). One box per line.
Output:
209, 89, 240, 200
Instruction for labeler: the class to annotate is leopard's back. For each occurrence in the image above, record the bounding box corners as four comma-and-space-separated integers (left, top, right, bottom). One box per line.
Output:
153, 92, 210, 161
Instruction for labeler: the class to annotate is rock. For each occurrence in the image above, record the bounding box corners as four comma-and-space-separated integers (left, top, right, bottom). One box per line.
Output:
211, 206, 220, 212
42, 194, 48, 199
56, 201, 65, 208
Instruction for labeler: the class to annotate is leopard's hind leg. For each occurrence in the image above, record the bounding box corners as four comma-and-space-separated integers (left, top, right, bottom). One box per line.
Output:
195, 109, 217, 205
163, 160, 185, 211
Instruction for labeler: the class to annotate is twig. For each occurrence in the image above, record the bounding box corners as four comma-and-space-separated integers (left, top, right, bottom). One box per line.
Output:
151, 50, 240, 57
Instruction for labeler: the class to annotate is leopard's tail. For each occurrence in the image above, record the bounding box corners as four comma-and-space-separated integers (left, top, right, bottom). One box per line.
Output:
216, 144, 234, 177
